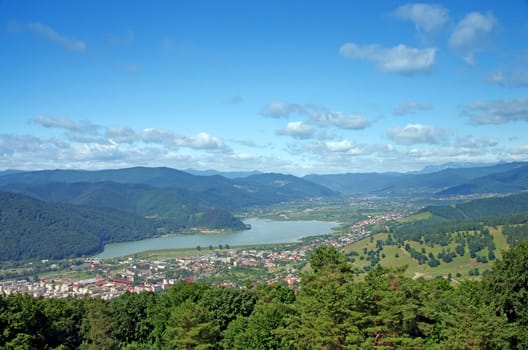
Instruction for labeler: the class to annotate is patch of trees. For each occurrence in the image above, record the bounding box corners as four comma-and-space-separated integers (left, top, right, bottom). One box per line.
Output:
2, 242, 527, 348
503, 223, 528, 247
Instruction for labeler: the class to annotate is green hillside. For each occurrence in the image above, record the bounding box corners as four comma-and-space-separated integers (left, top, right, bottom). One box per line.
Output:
0, 191, 162, 260
356, 191, 528, 279
343, 228, 511, 280
0, 191, 246, 261
414, 192, 528, 223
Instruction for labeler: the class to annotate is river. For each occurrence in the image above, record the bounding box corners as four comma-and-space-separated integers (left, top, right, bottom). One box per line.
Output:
97, 218, 339, 259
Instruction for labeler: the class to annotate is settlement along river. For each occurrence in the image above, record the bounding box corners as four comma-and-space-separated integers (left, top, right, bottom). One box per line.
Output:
97, 218, 339, 259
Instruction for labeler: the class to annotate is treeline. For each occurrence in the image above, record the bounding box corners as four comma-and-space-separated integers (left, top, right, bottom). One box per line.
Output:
1, 243, 527, 349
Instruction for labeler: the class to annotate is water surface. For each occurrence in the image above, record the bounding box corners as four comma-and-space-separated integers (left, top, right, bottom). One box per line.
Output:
97, 218, 338, 259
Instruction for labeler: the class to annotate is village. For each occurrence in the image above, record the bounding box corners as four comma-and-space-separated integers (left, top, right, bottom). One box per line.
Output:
0, 212, 403, 299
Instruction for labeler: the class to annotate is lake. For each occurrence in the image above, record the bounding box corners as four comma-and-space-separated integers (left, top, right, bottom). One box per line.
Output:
97, 218, 339, 259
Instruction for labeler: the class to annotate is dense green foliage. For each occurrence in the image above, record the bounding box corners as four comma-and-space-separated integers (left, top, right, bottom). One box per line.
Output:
0, 191, 247, 261
1, 243, 527, 349
0, 191, 170, 261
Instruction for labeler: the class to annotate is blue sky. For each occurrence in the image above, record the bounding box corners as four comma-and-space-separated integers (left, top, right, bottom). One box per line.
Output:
1, 0, 528, 175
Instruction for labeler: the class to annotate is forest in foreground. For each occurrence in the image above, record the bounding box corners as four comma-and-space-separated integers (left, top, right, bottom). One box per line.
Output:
1, 242, 527, 350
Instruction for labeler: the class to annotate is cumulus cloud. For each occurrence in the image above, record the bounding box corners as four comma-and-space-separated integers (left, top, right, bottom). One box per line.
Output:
276, 121, 315, 139
510, 144, 528, 157
388, 124, 450, 145
309, 109, 371, 130
455, 135, 499, 149
449, 12, 496, 64
34, 115, 100, 134
106, 126, 138, 144
461, 97, 528, 125
339, 43, 436, 75
9, 21, 87, 52
393, 101, 432, 116
140, 129, 227, 150
186, 132, 225, 150
32, 115, 229, 152
262, 102, 371, 130
0, 134, 44, 156
0, 116, 239, 170
392, 3, 450, 33
486, 69, 528, 88
261, 102, 304, 118
324, 140, 365, 155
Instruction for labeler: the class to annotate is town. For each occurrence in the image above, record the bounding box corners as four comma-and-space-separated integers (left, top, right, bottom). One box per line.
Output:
0, 211, 404, 299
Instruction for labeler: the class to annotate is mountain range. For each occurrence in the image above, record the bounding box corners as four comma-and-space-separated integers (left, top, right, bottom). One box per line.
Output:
304, 162, 528, 195
1, 162, 528, 260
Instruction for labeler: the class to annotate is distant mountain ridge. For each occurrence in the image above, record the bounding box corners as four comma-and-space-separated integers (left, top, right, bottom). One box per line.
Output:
0, 167, 337, 203
305, 162, 528, 195
184, 169, 262, 178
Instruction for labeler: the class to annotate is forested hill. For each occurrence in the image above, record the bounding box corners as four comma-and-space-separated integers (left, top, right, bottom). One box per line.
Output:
390, 192, 528, 251
0, 191, 162, 260
437, 163, 528, 195
0, 191, 244, 261
417, 192, 528, 222
1, 244, 527, 349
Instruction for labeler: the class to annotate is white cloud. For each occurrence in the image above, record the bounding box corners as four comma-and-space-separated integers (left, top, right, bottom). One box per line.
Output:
34, 115, 99, 133
393, 101, 432, 116
388, 124, 450, 145
449, 12, 496, 64
455, 136, 499, 149
276, 121, 315, 139
310, 110, 371, 130
486, 69, 528, 88
9, 21, 87, 52
187, 132, 225, 150
510, 144, 528, 157
32, 116, 229, 152
0, 134, 43, 155
324, 140, 364, 155
261, 102, 304, 118
140, 129, 227, 150
339, 43, 436, 75
262, 102, 371, 130
106, 126, 138, 144
392, 3, 450, 33
461, 97, 528, 125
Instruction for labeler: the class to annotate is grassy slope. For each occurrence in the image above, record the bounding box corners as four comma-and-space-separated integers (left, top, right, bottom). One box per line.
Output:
343, 227, 510, 281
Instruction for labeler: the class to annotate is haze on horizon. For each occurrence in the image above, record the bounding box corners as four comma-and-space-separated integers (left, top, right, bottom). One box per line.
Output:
1, 1, 528, 176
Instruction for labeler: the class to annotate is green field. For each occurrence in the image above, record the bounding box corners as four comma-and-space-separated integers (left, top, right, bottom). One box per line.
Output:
342, 226, 510, 281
